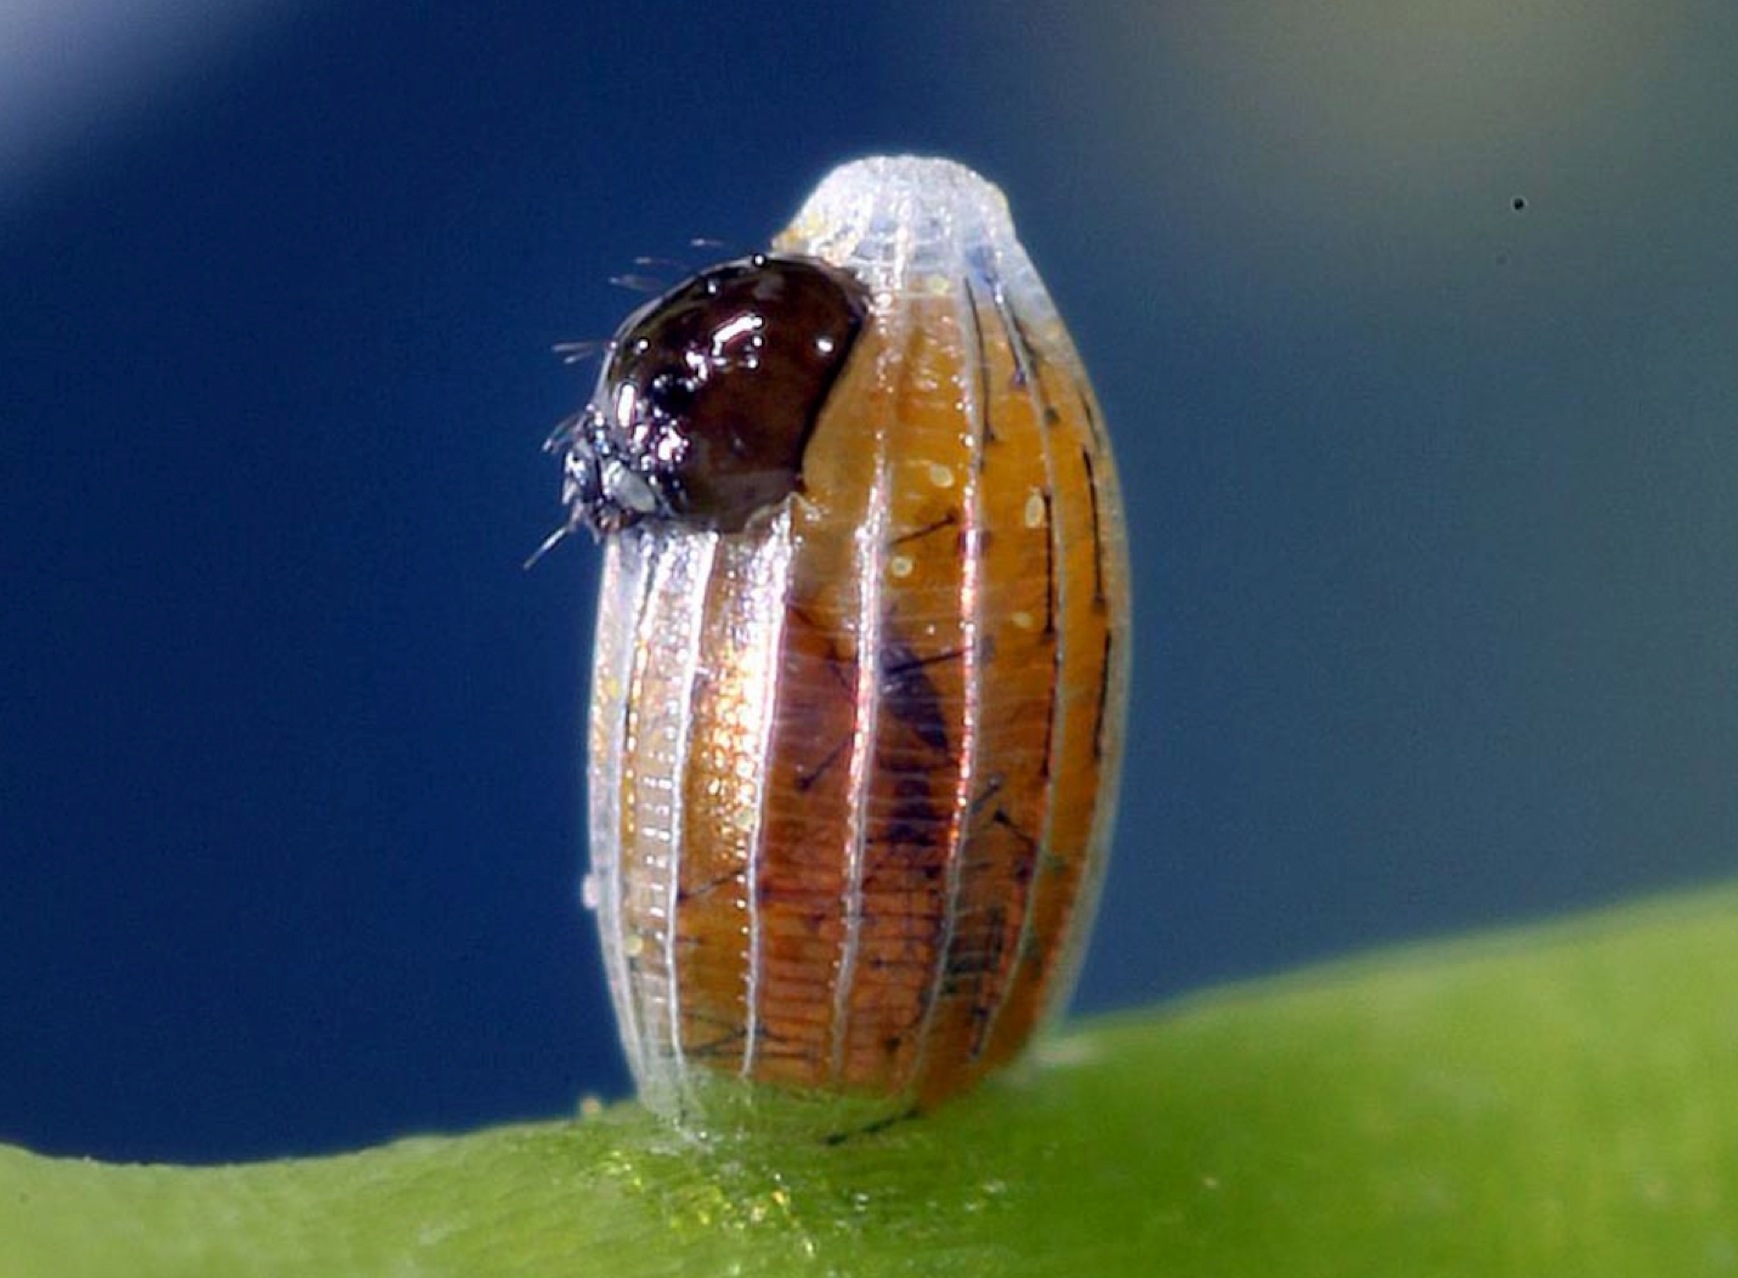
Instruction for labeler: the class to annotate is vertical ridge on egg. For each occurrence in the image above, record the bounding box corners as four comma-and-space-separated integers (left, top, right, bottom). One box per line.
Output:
579, 156, 1129, 1132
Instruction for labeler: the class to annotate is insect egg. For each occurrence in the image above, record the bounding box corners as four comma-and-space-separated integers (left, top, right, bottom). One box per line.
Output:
555, 155, 1130, 1134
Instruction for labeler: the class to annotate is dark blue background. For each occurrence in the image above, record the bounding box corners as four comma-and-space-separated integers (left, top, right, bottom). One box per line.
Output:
5, 0, 1736, 1163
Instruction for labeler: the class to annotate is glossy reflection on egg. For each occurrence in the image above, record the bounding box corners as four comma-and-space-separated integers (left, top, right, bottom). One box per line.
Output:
552, 155, 1130, 1135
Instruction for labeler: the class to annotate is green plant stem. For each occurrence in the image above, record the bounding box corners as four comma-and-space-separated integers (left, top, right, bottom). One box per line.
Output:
4, 883, 1736, 1276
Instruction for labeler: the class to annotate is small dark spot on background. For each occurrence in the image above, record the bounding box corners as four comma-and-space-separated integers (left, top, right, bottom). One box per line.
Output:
1512, 196, 1527, 211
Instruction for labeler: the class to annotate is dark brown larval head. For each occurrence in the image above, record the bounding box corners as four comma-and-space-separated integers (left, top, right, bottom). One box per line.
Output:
558, 253, 869, 535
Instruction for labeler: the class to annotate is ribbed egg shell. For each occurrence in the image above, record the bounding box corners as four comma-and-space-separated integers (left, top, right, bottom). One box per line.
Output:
583, 155, 1130, 1134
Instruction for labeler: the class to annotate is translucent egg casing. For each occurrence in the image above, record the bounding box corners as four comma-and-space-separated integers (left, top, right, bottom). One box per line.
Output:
577, 156, 1130, 1134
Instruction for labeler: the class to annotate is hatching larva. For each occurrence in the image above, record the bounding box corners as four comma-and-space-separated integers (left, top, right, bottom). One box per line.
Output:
550, 155, 1130, 1134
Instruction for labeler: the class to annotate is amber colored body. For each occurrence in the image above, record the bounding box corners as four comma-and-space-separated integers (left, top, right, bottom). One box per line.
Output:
586, 158, 1129, 1127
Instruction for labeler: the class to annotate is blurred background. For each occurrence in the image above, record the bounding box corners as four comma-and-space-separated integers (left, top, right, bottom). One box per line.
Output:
3, 0, 1735, 1163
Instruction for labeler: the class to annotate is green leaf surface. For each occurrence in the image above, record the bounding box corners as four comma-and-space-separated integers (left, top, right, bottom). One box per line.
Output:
5, 883, 1736, 1276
